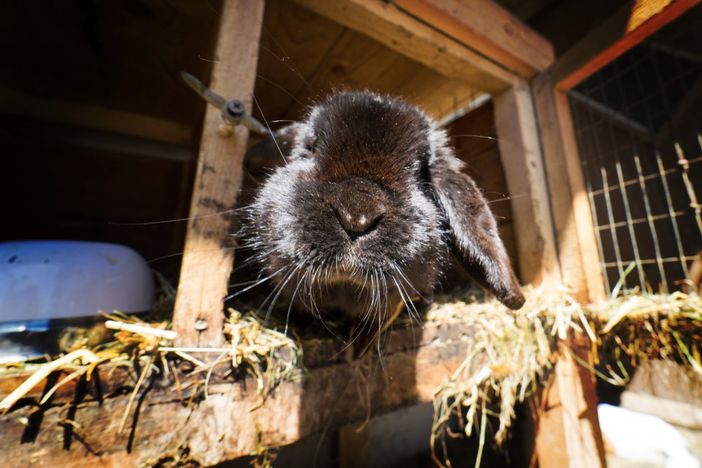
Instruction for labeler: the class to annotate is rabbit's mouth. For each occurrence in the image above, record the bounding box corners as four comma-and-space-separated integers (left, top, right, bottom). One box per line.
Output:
319, 265, 379, 288
305, 275, 404, 321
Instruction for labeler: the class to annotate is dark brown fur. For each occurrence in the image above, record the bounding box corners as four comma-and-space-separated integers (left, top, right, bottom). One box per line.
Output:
240, 91, 524, 332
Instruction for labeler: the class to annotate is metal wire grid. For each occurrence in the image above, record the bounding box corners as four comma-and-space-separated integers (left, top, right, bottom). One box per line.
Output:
568, 7, 702, 293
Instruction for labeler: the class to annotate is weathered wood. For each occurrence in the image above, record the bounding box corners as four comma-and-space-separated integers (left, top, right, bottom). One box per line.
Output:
535, 340, 606, 468
292, 0, 519, 94
554, 88, 607, 301
552, 0, 700, 90
493, 83, 561, 285
0, 319, 471, 466
172, 0, 265, 347
626, 359, 702, 408
254, 0, 345, 120
393, 0, 554, 77
280, 23, 480, 119
0, 1, 220, 139
255, 0, 480, 124
621, 391, 702, 430
0, 86, 194, 145
531, 73, 605, 302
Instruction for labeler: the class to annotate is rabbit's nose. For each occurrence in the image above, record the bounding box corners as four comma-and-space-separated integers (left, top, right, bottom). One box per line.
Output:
332, 202, 384, 239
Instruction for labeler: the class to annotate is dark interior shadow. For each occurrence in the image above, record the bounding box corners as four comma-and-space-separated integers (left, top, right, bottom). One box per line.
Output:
20, 372, 60, 444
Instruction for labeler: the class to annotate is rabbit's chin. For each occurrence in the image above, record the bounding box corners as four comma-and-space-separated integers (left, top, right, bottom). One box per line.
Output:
270, 256, 441, 324
294, 279, 404, 323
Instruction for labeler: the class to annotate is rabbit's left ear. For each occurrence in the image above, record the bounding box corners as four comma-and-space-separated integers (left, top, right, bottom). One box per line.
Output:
429, 154, 525, 310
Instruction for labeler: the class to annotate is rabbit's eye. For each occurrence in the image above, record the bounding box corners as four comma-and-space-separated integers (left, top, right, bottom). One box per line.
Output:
304, 136, 318, 153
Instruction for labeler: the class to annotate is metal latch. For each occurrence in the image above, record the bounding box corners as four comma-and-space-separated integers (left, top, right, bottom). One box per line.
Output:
181, 71, 271, 138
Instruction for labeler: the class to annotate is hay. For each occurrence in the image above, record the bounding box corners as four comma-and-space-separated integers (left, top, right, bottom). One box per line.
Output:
590, 290, 702, 382
429, 286, 584, 451
429, 286, 702, 466
0, 308, 301, 415
0, 283, 700, 465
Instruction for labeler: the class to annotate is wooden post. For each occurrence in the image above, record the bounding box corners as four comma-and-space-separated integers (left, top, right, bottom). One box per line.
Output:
173, 0, 265, 347
531, 73, 606, 302
495, 83, 605, 467
554, 88, 609, 301
493, 82, 561, 285
535, 340, 606, 468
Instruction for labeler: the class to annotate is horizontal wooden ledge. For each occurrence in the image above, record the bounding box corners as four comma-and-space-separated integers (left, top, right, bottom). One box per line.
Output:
0, 315, 478, 466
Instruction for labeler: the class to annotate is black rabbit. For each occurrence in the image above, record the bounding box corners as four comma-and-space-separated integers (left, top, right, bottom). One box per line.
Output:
240, 90, 524, 335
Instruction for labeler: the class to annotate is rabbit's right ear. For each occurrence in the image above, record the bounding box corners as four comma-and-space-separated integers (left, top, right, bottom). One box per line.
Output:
429, 153, 525, 310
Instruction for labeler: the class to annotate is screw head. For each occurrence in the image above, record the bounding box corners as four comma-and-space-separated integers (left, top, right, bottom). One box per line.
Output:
194, 319, 208, 331
225, 100, 245, 118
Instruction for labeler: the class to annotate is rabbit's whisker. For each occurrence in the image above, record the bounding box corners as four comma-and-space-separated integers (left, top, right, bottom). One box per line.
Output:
262, 259, 308, 322
225, 265, 287, 300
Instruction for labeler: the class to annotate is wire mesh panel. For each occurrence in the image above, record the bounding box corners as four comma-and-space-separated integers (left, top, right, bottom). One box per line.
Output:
569, 6, 702, 293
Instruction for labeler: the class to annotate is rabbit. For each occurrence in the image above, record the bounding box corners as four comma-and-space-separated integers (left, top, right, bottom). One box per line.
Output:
239, 90, 524, 335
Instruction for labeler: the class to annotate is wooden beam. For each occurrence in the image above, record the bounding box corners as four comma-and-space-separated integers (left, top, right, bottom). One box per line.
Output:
531, 73, 606, 302
393, 0, 555, 78
0, 319, 468, 466
172, 0, 265, 347
292, 0, 519, 94
535, 340, 606, 468
3, 116, 194, 163
553, 0, 701, 90
0, 86, 193, 146
620, 391, 702, 430
626, 359, 702, 409
493, 83, 561, 285
555, 88, 607, 301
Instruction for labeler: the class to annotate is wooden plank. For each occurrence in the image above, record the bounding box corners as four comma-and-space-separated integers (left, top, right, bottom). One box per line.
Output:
0, 87, 193, 145
257, 0, 479, 123
0, 319, 470, 466
172, 0, 265, 347
253, 0, 345, 122
3, 116, 193, 163
393, 0, 555, 77
620, 391, 702, 430
0, 1, 219, 136
531, 73, 606, 302
493, 83, 561, 285
626, 359, 702, 408
292, 0, 519, 94
553, 0, 701, 90
279, 25, 480, 121
535, 340, 606, 468
554, 89, 607, 301
280, 27, 427, 118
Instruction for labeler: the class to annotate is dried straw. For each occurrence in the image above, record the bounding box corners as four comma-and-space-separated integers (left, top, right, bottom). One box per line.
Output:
0, 308, 301, 416
0, 284, 699, 467
430, 286, 702, 465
